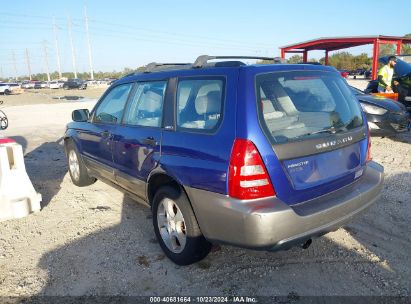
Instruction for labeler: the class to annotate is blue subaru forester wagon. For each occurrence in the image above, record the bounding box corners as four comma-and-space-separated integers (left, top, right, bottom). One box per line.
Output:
65, 55, 384, 265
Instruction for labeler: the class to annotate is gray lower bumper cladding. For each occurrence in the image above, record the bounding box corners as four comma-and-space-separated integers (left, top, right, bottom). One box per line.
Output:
185, 161, 384, 250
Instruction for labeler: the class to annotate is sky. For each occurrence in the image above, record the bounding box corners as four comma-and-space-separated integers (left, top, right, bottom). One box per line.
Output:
1, 0, 410, 78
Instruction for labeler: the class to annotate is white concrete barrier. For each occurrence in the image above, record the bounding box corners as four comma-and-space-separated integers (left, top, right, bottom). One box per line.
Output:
0, 138, 42, 222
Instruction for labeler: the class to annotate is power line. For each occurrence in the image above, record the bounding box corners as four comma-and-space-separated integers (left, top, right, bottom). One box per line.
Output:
88, 28, 264, 50
90, 19, 274, 48
25, 48, 32, 80
0, 13, 273, 49
68, 16, 78, 78
0, 24, 62, 31
0, 12, 82, 22
12, 51, 18, 80
53, 17, 62, 79
43, 41, 51, 82
0, 9, 277, 77
84, 6, 94, 80
79, 29, 268, 53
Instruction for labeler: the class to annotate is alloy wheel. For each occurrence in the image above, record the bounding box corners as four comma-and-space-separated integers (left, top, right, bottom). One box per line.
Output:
157, 198, 187, 253
68, 150, 80, 181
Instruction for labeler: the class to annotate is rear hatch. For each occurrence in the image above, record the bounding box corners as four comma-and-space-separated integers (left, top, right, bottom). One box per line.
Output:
256, 70, 368, 205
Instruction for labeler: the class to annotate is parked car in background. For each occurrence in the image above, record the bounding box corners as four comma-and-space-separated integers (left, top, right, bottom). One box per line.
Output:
365, 56, 411, 108
49, 80, 65, 89
5, 82, 20, 93
350, 86, 409, 135
64, 55, 383, 265
349, 68, 366, 79
356, 68, 365, 76
0, 83, 11, 95
339, 69, 349, 78
21, 82, 33, 89
21, 83, 28, 89
63, 79, 87, 90
364, 69, 372, 79
33, 81, 42, 89
49, 81, 59, 89
22, 81, 42, 89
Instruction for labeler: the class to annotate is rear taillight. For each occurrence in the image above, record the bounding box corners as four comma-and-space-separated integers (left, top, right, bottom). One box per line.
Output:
366, 126, 372, 162
228, 139, 275, 200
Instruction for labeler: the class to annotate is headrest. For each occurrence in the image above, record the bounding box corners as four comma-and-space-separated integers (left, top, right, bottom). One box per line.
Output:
139, 91, 162, 112
195, 90, 221, 115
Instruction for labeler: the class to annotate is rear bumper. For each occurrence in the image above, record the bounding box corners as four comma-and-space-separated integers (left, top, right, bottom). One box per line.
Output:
186, 161, 384, 250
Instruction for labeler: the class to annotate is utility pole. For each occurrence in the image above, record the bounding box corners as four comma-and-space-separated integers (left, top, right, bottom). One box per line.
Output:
12, 51, 18, 80
53, 17, 62, 79
84, 6, 94, 80
68, 16, 78, 78
43, 41, 51, 82
25, 48, 32, 81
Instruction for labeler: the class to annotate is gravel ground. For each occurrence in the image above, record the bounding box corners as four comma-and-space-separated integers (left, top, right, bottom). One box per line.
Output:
0, 94, 410, 297
1, 87, 107, 107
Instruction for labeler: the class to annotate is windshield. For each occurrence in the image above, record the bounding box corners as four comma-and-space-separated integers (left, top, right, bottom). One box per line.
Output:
256, 70, 363, 143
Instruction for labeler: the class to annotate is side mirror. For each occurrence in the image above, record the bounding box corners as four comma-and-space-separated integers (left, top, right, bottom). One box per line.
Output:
72, 109, 90, 122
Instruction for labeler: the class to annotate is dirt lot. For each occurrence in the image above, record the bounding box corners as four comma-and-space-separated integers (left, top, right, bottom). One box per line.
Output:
1, 87, 107, 107
0, 89, 410, 297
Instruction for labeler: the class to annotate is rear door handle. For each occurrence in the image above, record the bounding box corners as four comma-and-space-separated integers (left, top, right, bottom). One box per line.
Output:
101, 130, 111, 138
142, 137, 157, 147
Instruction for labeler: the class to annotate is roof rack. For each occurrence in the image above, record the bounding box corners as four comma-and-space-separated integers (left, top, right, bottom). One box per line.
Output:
144, 62, 192, 73
123, 56, 286, 77
193, 55, 284, 68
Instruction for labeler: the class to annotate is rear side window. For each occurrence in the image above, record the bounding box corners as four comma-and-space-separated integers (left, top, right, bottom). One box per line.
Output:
256, 71, 363, 143
94, 83, 133, 124
176, 78, 224, 131
123, 81, 167, 127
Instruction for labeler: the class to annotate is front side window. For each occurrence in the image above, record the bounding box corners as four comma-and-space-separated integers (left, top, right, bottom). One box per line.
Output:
256, 71, 363, 143
123, 81, 167, 127
176, 78, 224, 131
94, 83, 133, 124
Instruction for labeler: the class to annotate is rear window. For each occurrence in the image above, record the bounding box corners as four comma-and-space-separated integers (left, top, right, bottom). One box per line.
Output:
256, 70, 363, 143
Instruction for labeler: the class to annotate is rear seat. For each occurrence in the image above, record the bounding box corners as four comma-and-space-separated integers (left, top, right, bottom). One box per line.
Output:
263, 86, 330, 132
181, 91, 221, 129
261, 95, 305, 133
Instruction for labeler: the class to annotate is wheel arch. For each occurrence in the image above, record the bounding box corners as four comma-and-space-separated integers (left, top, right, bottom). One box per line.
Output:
146, 171, 208, 234
147, 172, 184, 207
63, 130, 85, 159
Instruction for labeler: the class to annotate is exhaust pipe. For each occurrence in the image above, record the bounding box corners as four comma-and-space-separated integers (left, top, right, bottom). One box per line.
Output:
302, 239, 312, 249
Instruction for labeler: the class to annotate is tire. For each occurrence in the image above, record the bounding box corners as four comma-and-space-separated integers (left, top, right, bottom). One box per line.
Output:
152, 186, 212, 265
0, 110, 8, 130
65, 139, 96, 187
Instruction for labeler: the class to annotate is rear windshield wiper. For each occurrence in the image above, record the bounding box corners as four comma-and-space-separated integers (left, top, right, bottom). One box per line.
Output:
294, 126, 338, 139
309, 126, 338, 135
288, 117, 360, 140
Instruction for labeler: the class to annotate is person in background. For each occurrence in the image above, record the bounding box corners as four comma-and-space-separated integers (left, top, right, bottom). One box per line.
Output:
378, 56, 398, 93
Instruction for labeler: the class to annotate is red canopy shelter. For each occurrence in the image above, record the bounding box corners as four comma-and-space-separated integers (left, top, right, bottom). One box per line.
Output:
279, 35, 411, 79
